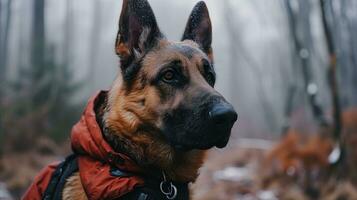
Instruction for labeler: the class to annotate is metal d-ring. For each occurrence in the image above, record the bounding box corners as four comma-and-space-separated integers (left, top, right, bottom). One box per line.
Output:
166, 183, 177, 199
160, 172, 178, 199
160, 181, 172, 195
160, 181, 177, 199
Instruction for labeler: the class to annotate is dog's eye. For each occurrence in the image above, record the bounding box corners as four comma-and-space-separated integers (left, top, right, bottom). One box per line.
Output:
162, 70, 176, 83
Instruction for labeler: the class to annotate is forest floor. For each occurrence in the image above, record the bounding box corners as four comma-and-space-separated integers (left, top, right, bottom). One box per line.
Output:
1, 133, 357, 199
193, 136, 357, 200
0, 138, 71, 199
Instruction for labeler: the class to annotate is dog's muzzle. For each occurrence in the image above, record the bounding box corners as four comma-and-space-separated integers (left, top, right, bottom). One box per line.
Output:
208, 103, 237, 148
172, 102, 237, 151
163, 94, 238, 151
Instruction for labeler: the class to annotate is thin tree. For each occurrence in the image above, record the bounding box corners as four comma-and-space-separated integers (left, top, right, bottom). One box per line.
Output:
87, 0, 102, 90
284, 0, 328, 128
319, 0, 341, 143
319, 0, 347, 181
0, 0, 12, 155
30, 0, 47, 110
63, 0, 73, 68
0, 0, 12, 96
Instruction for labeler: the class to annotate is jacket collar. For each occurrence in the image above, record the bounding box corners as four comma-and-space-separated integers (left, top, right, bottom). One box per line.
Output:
70, 91, 142, 173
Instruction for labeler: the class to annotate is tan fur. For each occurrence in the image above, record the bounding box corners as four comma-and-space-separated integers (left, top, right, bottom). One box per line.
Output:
63, 173, 87, 200
115, 42, 131, 60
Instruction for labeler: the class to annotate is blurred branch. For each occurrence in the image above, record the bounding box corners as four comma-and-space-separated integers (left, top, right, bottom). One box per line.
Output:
333, 1, 357, 106
319, 0, 347, 179
0, 0, 12, 95
319, 0, 341, 141
63, 0, 74, 67
0, 0, 12, 156
87, 0, 102, 89
284, 0, 328, 128
30, 0, 46, 110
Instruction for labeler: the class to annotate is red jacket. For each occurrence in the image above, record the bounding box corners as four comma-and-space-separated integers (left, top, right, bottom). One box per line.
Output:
22, 91, 144, 200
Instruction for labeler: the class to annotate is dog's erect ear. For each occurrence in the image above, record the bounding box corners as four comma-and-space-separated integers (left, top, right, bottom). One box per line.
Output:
115, 0, 162, 68
182, 1, 212, 57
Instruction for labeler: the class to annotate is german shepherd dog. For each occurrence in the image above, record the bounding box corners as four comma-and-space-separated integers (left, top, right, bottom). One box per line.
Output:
63, 0, 237, 198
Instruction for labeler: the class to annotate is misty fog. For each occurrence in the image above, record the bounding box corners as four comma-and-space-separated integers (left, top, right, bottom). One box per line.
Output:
2, 0, 357, 140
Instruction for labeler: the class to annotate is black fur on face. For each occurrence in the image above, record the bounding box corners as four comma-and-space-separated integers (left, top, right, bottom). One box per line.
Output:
182, 1, 212, 55
161, 93, 236, 151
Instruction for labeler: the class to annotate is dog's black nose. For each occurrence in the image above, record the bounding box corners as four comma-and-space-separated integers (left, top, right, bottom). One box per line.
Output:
209, 104, 238, 127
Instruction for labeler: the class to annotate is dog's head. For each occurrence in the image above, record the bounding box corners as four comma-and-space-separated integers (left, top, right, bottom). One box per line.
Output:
105, 0, 237, 152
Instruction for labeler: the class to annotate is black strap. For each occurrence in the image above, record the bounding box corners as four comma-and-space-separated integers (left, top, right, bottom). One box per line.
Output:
120, 183, 189, 200
42, 156, 188, 200
42, 154, 78, 200
110, 166, 189, 200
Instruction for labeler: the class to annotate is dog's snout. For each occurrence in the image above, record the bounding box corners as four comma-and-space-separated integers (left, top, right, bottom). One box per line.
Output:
209, 104, 238, 126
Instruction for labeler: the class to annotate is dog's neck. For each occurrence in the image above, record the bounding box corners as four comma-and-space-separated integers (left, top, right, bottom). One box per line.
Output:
94, 93, 206, 183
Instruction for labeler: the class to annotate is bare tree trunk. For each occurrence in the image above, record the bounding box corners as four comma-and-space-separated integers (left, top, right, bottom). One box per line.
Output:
0, 0, 13, 159
48, 0, 74, 106
319, 0, 341, 141
284, 0, 328, 128
31, 0, 45, 66
0, 1, 2, 61
0, 0, 12, 96
31, 0, 46, 108
87, 0, 102, 90
319, 0, 346, 180
0, 0, 2, 157
63, 0, 73, 67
